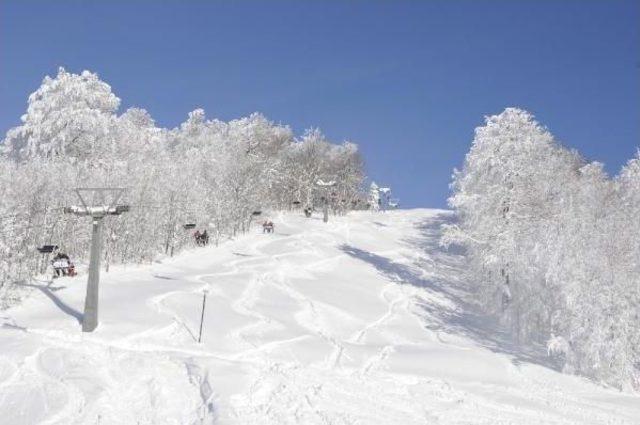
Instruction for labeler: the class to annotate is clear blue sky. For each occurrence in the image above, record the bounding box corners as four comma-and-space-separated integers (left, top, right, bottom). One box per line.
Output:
1, 1, 638, 208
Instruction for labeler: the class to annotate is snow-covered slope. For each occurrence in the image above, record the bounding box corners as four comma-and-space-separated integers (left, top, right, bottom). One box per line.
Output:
1, 209, 638, 424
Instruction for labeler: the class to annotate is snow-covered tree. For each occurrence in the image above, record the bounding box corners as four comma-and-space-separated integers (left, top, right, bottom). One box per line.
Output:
3, 67, 119, 162
0, 67, 367, 309
446, 107, 639, 388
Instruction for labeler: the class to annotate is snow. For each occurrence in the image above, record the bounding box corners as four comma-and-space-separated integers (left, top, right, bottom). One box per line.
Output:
1, 209, 638, 424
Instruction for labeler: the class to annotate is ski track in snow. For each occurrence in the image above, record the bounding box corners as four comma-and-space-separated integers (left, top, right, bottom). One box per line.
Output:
1, 209, 639, 424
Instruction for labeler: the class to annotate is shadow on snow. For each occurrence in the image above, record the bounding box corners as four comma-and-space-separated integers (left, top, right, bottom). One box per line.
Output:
340, 211, 556, 370
15, 280, 83, 324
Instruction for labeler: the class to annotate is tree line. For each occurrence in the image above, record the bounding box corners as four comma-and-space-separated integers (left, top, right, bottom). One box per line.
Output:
444, 108, 639, 389
0, 68, 365, 307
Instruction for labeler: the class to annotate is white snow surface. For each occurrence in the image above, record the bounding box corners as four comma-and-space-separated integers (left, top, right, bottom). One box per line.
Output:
1, 209, 638, 424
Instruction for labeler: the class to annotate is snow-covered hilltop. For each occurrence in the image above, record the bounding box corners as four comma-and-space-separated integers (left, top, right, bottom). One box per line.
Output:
1, 209, 637, 424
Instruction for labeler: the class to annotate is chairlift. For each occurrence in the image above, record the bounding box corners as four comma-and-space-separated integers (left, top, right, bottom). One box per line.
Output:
304, 206, 312, 217
183, 209, 198, 230
252, 211, 262, 216
37, 245, 58, 254
292, 201, 301, 206
111, 205, 131, 216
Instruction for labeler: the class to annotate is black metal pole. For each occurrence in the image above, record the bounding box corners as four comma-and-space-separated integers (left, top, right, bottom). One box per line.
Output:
198, 291, 207, 343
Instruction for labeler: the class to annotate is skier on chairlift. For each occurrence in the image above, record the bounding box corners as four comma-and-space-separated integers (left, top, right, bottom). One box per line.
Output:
262, 220, 274, 234
51, 251, 75, 278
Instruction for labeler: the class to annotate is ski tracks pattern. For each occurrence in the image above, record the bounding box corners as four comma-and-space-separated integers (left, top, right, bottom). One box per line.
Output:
3, 211, 639, 424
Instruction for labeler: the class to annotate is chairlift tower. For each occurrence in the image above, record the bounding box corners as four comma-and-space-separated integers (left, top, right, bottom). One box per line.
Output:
316, 179, 336, 223
64, 188, 130, 332
378, 187, 391, 212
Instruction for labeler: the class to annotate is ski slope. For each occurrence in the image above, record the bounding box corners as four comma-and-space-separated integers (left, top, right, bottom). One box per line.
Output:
0, 209, 638, 424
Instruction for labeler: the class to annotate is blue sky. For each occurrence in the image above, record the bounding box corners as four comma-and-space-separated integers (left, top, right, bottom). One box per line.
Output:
1, 1, 638, 208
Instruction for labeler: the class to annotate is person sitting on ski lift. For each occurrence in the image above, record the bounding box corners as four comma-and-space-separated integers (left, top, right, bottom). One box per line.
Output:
66, 262, 77, 277
262, 220, 274, 234
51, 253, 70, 278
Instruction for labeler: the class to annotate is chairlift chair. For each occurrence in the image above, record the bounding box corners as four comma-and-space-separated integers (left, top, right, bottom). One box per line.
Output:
181, 207, 200, 230
111, 205, 131, 216
37, 245, 59, 254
